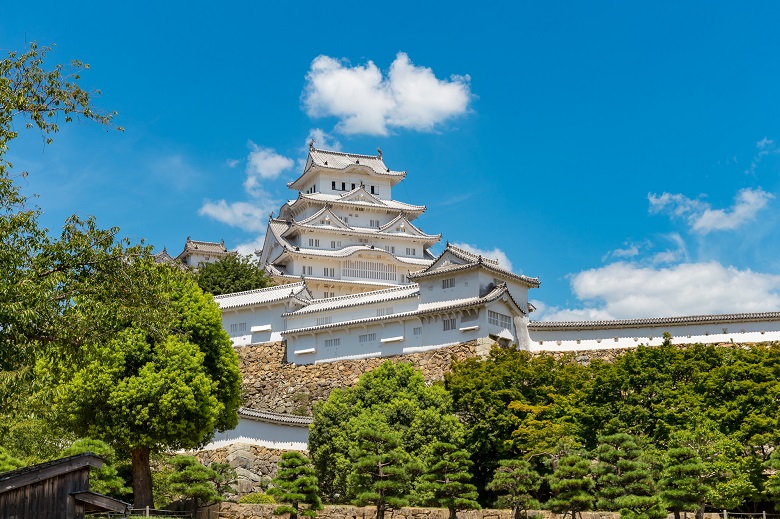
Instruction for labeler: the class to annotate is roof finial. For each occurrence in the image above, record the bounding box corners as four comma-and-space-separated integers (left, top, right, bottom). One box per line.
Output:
377, 147, 382, 159
309, 139, 315, 151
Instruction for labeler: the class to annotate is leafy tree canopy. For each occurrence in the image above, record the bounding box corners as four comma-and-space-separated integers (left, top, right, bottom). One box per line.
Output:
310, 361, 462, 501
195, 253, 273, 296
268, 451, 323, 519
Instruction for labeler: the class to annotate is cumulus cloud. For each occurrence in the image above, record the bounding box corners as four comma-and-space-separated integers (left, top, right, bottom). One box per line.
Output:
649, 187, 774, 234
244, 142, 294, 198
537, 261, 780, 321
198, 200, 272, 233
200, 142, 291, 234
451, 243, 513, 271
305, 128, 342, 152
303, 52, 472, 136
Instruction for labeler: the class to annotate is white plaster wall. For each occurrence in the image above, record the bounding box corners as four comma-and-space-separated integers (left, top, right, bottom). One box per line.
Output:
529, 319, 780, 352
417, 271, 481, 304
222, 303, 288, 346
286, 313, 490, 365
205, 418, 308, 451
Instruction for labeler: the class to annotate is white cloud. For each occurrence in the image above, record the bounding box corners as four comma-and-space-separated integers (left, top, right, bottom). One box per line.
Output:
302, 52, 472, 136
234, 236, 266, 256
244, 142, 294, 198
198, 200, 271, 233
648, 187, 774, 234
200, 142, 289, 234
225, 159, 240, 168
451, 243, 513, 271
746, 137, 777, 175
540, 261, 780, 321
305, 128, 342, 152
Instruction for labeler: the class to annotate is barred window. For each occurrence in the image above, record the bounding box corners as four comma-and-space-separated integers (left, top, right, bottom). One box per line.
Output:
488, 310, 512, 329
324, 338, 340, 347
316, 316, 332, 326
443, 318, 457, 331
413, 327, 422, 336
376, 307, 394, 317
342, 260, 397, 281
359, 333, 377, 343
442, 278, 455, 289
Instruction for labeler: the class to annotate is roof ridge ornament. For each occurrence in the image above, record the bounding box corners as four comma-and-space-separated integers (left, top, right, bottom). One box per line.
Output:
377, 147, 382, 159
309, 139, 315, 151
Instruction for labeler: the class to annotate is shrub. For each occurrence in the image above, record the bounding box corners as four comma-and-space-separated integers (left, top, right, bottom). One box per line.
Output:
238, 492, 276, 504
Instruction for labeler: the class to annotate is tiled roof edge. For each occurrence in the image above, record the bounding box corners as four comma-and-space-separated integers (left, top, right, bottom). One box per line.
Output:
529, 311, 780, 330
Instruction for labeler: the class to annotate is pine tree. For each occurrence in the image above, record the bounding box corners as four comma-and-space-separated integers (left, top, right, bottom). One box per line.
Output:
486, 459, 541, 519
167, 455, 223, 510
268, 451, 323, 519
594, 433, 664, 519
348, 423, 417, 519
658, 446, 706, 519
547, 453, 594, 519
418, 442, 480, 519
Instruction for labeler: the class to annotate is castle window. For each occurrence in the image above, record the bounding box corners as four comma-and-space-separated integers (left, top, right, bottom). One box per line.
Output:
342, 260, 397, 281
370, 185, 376, 194
406, 247, 416, 256
413, 327, 422, 336
370, 219, 380, 227
229, 322, 247, 335
331, 240, 341, 248
442, 278, 455, 289
359, 333, 376, 343
308, 238, 320, 247
316, 316, 332, 326
376, 307, 394, 317
325, 338, 340, 347
302, 265, 312, 275
324, 267, 335, 277
332, 181, 336, 190
341, 182, 346, 190
352, 183, 356, 190
384, 245, 395, 253
323, 291, 335, 298
443, 318, 457, 331
488, 310, 512, 329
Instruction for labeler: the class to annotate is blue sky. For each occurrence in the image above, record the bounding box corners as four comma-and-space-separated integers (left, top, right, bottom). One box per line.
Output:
3, 1, 780, 320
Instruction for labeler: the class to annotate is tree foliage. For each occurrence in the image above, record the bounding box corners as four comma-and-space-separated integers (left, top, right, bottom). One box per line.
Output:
418, 441, 480, 519
348, 423, 417, 519
196, 254, 273, 296
268, 451, 323, 519
61, 438, 130, 497
166, 455, 224, 510
547, 453, 594, 519
309, 361, 462, 501
52, 264, 241, 507
487, 459, 540, 519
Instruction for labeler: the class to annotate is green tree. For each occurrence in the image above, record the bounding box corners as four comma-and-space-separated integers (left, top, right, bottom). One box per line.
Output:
196, 254, 273, 295
268, 451, 323, 519
52, 265, 241, 508
593, 433, 664, 519
487, 459, 541, 519
309, 361, 461, 501
167, 455, 223, 510
658, 446, 705, 519
348, 422, 417, 519
0, 446, 24, 472
547, 453, 594, 519
418, 442, 480, 519
61, 438, 130, 497
764, 449, 780, 510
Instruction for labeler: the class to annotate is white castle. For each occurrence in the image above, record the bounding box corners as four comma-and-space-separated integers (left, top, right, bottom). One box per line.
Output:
201, 143, 780, 452
215, 143, 540, 365
211, 143, 780, 366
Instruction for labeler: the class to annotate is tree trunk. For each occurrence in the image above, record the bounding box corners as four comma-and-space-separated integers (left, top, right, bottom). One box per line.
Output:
132, 446, 154, 508
674, 511, 681, 519
449, 507, 458, 519
377, 503, 385, 519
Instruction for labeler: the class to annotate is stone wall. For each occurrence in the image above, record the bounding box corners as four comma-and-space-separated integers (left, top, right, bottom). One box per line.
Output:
196, 443, 292, 496
237, 340, 491, 415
